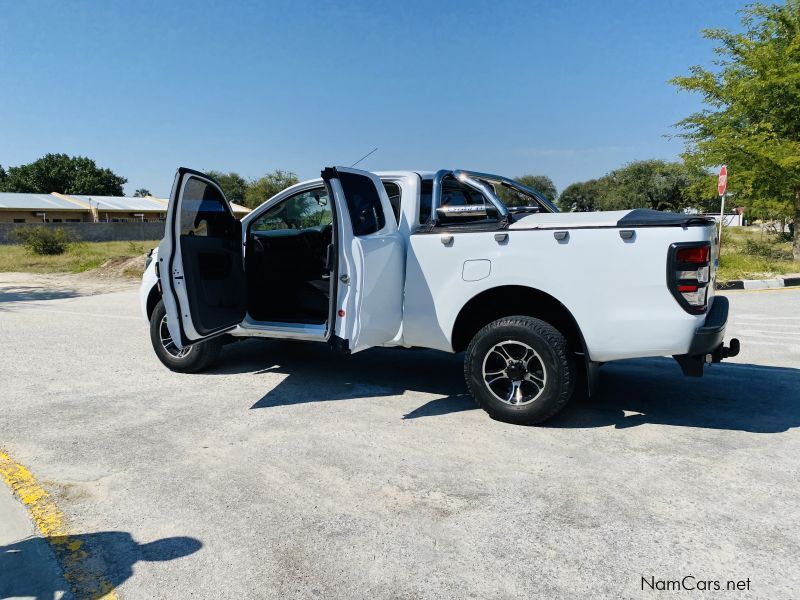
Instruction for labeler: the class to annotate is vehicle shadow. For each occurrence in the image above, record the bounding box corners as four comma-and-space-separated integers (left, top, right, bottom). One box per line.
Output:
547, 357, 800, 433
0, 285, 82, 305
213, 339, 474, 418
0, 531, 201, 600
212, 340, 800, 433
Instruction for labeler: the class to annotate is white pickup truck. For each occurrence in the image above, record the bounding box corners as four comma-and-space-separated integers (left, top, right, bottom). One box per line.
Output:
140, 167, 739, 425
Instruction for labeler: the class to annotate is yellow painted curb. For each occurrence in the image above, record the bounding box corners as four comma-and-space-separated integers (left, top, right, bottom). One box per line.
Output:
0, 449, 119, 599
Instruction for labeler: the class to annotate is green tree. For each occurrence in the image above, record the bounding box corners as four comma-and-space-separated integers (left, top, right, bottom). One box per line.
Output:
244, 169, 299, 208
133, 188, 151, 197
514, 175, 558, 202
0, 154, 126, 195
682, 171, 722, 213
748, 196, 795, 231
206, 171, 248, 205
558, 160, 704, 212
601, 160, 704, 212
671, 0, 800, 258
558, 179, 604, 212
0, 165, 7, 187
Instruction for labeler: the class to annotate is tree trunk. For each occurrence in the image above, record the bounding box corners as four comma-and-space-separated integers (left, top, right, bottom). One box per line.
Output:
794, 189, 800, 261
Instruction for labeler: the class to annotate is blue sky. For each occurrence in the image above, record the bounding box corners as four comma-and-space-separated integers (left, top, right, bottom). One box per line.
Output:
0, 0, 742, 197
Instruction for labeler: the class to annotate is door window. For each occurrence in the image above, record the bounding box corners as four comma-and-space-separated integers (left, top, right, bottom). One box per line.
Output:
251, 188, 332, 232
179, 177, 236, 237
339, 171, 386, 236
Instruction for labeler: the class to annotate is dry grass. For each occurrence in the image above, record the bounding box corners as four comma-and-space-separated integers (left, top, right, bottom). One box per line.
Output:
0, 240, 159, 277
717, 226, 800, 282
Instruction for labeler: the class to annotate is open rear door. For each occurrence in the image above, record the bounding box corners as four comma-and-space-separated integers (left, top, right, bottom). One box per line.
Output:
158, 168, 246, 348
322, 167, 404, 353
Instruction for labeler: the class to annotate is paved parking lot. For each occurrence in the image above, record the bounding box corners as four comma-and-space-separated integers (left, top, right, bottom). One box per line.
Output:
1, 274, 799, 598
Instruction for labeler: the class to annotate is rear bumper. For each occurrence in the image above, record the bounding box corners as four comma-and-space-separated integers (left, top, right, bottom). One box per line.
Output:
673, 296, 740, 377
688, 295, 729, 354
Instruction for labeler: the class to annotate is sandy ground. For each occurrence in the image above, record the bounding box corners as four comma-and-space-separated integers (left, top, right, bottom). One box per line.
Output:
0, 271, 138, 302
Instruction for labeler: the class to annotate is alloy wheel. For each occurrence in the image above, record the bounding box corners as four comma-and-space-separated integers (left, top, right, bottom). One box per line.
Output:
159, 314, 192, 359
481, 340, 547, 405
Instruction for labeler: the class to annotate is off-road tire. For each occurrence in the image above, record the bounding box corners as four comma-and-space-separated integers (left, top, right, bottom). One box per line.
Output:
149, 300, 222, 373
464, 316, 575, 425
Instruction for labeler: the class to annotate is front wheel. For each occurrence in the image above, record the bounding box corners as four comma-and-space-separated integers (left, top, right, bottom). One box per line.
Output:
149, 299, 222, 373
464, 316, 575, 425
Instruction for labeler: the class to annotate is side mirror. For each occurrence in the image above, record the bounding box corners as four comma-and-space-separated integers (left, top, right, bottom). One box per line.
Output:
436, 204, 492, 220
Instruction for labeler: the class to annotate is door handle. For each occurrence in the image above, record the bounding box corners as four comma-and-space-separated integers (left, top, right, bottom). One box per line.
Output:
340, 274, 350, 284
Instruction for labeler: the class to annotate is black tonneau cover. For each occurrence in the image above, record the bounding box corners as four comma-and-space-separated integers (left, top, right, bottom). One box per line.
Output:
616, 208, 714, 228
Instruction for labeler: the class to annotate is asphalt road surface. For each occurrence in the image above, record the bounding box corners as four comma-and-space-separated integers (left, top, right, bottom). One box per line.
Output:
1, 274, 798, 599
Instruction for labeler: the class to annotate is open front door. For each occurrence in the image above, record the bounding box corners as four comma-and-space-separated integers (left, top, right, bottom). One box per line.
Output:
322, 167, 404, 353
158, 168, 246, 348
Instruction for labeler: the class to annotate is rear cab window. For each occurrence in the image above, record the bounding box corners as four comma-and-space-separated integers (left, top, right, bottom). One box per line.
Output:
419, 176, 499, 228
382, 182, 402, 225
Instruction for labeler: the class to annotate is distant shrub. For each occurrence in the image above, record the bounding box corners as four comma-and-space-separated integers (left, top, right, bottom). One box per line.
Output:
742, 238, 791, 260
15, 226, 74, 255
720, 227, 735, 246
127, 241, 145, 254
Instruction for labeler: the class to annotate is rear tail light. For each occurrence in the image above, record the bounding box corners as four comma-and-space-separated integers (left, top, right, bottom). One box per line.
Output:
678, 267, 710, 283
676, 245, 710, 263
668, 242, 711, 314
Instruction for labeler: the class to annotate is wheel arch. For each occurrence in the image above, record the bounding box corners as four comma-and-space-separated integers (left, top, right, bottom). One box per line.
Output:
450, 285, 588, 358
145, 284, 162, 320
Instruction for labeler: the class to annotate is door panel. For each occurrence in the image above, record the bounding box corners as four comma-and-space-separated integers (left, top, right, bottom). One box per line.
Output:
322, 167, 404, 353
159, 169, 246, 347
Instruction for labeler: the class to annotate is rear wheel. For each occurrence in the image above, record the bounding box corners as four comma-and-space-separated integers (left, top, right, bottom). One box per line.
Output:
464, 316, 575, 425
149, 299, 222, 373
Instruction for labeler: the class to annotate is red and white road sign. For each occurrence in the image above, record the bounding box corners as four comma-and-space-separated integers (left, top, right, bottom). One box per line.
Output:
718, 165, 728, 196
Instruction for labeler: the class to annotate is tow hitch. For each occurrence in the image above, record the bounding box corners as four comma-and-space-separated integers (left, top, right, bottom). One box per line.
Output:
674, 338, 740, 377
673, 296, 740, 377
708, 338, 740, 363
